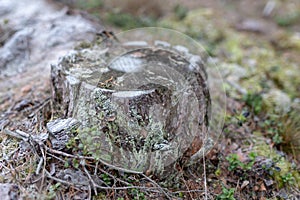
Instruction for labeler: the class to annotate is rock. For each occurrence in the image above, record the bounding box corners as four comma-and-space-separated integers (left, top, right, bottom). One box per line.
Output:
262, 89, 291, 114
277, 189, 288, 199
0, 28, 32, 76
263, 0, 276, 17
217, 62, 249, 95
235, 19, 267, 33
0, 183, 20, 200
51, 29, 212, 177
219, 63, 248, 81
292, 98, 300, 108
264, 179, 274, 187
0, 0, 102, 94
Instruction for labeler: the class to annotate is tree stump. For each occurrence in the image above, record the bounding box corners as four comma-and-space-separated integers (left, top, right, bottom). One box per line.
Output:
51, 29, 213, 178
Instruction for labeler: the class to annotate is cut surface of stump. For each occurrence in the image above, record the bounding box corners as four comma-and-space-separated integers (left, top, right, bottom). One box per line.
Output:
51, 29, 212, 177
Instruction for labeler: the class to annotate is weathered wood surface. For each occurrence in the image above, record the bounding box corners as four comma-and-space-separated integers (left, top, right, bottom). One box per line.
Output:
51, 31, 212, 177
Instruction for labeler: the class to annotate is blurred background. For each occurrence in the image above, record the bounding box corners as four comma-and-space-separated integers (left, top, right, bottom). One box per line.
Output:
56, 0, 300, 32
54, 0, 300, 64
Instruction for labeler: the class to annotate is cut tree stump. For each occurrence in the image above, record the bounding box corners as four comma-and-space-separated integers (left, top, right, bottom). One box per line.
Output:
51, 30, 212, 178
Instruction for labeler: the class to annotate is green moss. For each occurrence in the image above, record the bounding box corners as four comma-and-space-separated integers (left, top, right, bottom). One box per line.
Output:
173, 4, 188, 20
275, 12, 300, 27
221, 34, 245, 64
3, 18, 9, 24
253, 131, 300, 188
159, 8, 225, 43
272, 32, 300, 51
215, 167, 221, 176
75, 0, 103, 10
243, 92, 263, 114
74, 41, 93, 50
106, 12, 156, 29
226, 152, 257, 171
240, 77, 264, 94
220, 32, 300, 98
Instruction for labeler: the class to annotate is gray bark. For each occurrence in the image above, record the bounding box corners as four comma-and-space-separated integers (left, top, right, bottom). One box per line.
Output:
51, 35, 212, 177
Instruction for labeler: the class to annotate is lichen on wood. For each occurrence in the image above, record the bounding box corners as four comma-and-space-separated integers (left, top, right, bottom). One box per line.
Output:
51, 32, 212, 177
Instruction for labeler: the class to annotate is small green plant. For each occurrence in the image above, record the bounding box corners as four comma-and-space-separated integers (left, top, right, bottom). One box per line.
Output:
235, 113, 247, 124
226, 152, 257, 171
72, 158, 80, 169
66, 136, 78, 149
47, 183, 61, 199
226, 154, 241, 171
100, 173, 112, 185
64, 159, 70, 168
259, 114, 285, 145
272, 132, 283, 145
243, 152, 257, 170
106, 12, 156, 29
129, 188, 146, 200
178, 192, 184, 198
215, 167, 221, 176
217, 185, 236, 200
3, 19, 9, 24
224, 110, 249, 126
275, 12, 300, 27
243, 92, 263, 114
79, 126, 104, 159
173, 4, 188, 20
75, 0, 103, 10
281, 173, 295, 186
235, 110, 249, 126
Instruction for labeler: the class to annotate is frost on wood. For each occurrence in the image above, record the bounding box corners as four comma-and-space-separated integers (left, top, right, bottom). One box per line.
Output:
51, 35, 212, 177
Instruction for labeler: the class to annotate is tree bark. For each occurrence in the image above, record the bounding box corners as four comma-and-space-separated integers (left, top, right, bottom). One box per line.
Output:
51, 35, 212, 178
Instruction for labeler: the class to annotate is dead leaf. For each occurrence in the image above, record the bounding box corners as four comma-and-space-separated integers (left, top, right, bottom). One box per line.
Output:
236, 148, 247, 162
21, 85, 32, 94
260, 182, 266, 191
229, 142, 239, 151
240, 180, 249, 190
